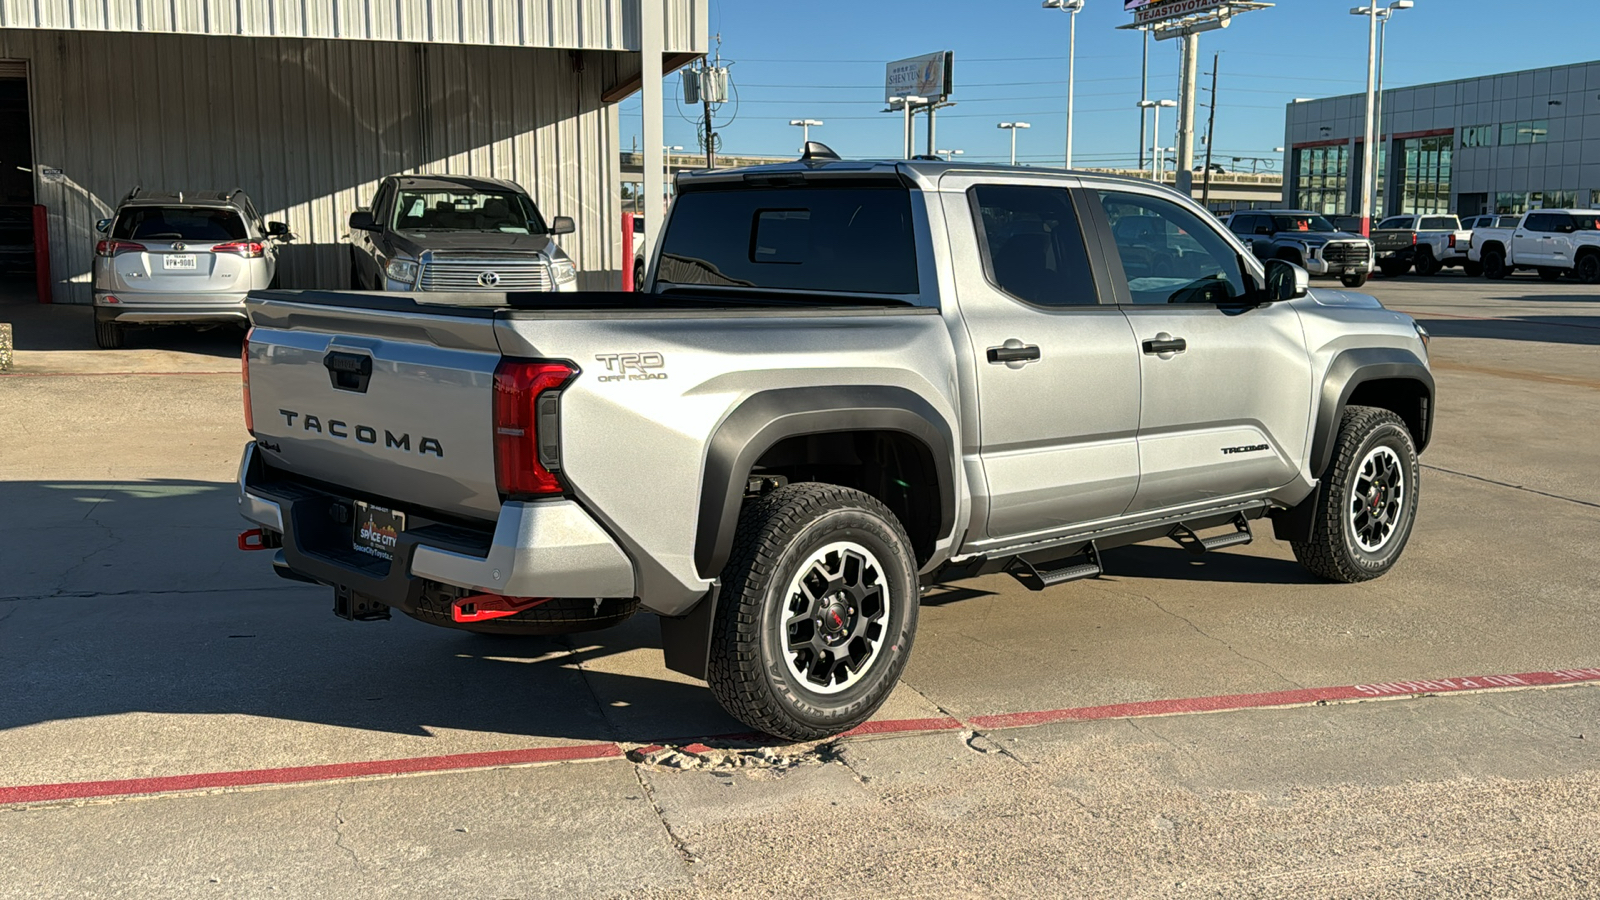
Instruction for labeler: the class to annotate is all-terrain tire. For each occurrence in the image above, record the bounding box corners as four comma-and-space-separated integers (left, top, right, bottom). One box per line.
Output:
707, 483, 919, 741
1576, 252, 1600, 285
1537, 267, 1564, 282
1481, 248, 1508, 279
94, 317, 125, 349
1292, 406, 1420, 584
1413, 246, 1440, 276
405, 596, 640, 636
1340, 272, 1369, 288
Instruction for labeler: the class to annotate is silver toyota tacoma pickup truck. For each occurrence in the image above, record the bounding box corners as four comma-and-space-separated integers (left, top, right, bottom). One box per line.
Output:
237, 147, 1434, 740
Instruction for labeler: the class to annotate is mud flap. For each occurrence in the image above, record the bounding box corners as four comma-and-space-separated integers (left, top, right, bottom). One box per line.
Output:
659, 584, 719, 681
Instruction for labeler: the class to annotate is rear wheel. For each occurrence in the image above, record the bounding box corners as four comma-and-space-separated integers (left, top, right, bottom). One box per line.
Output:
1481, 248, 1508, 279
1339, 272, 1369, 288
633, 260, 646, 292
1537, 267, 1564, 282
1413, 246, 1440, 276
707, 483, 919, 741
1292, 406, 1420, 583
93, 316, 124, 349
1575, 252, 1600, 285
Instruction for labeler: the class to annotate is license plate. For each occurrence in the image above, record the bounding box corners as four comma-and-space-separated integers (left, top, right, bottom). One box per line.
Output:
353, 501, 405, 560
163, 254, 198, 270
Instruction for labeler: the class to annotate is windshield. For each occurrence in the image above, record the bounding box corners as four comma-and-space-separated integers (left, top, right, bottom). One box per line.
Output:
655, 186, 919, 298
391, 190, 547, 234
1272, 214, 1337, 233
113, 206, 247, 242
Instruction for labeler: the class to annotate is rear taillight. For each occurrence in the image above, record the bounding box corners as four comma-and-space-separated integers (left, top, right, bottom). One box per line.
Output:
1448, 234, 1457, 248
242, 330, 254, 435
95, 240, 146, 257
213, 241, 266, 258
1411, 233, 1418, 245
493, 360, 576, 498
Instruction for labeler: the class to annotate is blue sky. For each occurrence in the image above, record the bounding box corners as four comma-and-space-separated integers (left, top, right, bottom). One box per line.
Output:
621, 0, 1597, 170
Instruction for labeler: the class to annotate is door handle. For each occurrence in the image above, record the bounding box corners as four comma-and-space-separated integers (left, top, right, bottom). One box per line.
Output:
987, 343, 1041, 364
1142, 335, 1188, 355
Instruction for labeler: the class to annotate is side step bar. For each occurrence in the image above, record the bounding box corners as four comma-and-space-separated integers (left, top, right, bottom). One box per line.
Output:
1006, 542, 1102, 592
1168, 514, 1254, 556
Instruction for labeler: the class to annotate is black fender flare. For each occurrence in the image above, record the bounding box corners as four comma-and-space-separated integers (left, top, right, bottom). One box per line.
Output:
693, 385, 958, 582
1274, 347, 1433, 542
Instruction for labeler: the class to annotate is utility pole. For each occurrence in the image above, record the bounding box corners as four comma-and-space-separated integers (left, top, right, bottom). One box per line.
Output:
1175, 32, 1199, 196
701, 55, 716, 169
1201, 52, 1219, 210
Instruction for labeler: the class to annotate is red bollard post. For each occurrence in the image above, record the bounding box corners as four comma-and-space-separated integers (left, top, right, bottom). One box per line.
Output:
621, 212, 636, 291
32, 204, 51, 304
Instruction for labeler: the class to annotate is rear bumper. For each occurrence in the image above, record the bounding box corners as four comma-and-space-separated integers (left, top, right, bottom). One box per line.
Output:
95, 292, 247, 324
236, 442, 636, 611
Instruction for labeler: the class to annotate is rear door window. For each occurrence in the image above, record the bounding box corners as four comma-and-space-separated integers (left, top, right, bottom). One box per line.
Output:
113, 207, 247, 242
656, 185, 919, 297
1378, 217, 1412, 230
969, 184, 1099, 307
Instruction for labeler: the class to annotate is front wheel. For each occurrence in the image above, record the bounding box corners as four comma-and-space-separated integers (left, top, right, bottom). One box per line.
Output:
707, 483, 919, 741
1340, 272, 1369, 288
1292, 406, 1420, 583
1537, 267, 1564, 282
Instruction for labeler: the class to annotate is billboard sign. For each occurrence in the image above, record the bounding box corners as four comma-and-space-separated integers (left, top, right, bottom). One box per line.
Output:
1128, 0, 1224, 25
885, 52, 953, 104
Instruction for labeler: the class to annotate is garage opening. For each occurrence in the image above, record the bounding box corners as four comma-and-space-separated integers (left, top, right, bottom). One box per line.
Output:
0, 62, 36, 302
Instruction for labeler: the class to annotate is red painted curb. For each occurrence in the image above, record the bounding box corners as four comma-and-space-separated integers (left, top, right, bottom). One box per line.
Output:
0, 742, 624, 805
966, 668, 1600, 731
5, 668, 1596, 805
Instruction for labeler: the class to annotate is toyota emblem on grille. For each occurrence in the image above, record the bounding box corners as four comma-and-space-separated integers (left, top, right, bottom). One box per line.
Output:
477, 271, 500, 287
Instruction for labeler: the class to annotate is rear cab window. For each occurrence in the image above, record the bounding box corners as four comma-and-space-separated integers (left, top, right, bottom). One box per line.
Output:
1420, 216, 1459, 230
113, 207, 247, 242
655, 185, 920, 301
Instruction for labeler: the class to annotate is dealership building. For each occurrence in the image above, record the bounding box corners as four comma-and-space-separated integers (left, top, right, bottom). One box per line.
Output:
1282, 59, 1600, 220
0, 0, 705, 303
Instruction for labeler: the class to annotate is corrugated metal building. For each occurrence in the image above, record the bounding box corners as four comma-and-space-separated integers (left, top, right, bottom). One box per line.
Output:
0, 0, 706, 302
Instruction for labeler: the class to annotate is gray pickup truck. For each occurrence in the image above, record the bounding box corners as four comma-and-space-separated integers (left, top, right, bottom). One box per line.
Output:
238, 149, 1434, 740
1223, 209, 1374, 288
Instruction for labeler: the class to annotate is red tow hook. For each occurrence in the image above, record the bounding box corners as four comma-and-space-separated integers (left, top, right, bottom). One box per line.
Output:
238, 529, 268, 551
451, 594, 553, 623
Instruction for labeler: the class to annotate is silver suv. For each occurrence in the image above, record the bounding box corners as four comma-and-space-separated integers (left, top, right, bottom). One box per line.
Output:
93, 188, 289, 348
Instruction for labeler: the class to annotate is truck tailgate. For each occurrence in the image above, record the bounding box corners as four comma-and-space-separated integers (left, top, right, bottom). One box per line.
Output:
1371, 230, 1414, 254
245, 295, 504, 523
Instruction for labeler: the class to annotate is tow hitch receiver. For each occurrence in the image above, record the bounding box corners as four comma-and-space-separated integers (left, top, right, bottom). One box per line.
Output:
451, 594, 551, 623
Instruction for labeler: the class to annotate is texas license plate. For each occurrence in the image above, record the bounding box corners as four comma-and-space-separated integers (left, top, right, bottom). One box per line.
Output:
353, 501, 405, 560
163, 254, 198, 270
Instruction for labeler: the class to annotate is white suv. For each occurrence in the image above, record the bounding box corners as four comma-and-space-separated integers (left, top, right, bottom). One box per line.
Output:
92, 188, 290, 348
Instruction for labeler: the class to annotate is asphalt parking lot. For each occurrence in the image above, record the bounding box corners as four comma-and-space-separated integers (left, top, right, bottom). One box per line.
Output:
2, 274, 1599, 897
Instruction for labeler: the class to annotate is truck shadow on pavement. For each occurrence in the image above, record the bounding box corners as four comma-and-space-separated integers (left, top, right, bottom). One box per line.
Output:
1413, 315, 1600, 345
0, 301, 244, 355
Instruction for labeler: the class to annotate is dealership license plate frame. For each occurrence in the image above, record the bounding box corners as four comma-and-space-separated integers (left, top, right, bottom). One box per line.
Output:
162, 254, 198, 270
353, 500, 406, 560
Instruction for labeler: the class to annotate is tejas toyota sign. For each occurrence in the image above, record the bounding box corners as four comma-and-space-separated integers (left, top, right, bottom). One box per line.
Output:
1125, 0, 1223, 25
885, 52, 953, 104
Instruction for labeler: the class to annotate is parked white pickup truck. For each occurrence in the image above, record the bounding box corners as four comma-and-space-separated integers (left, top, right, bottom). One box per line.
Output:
1370, 214, 1471, 277
1467, 209, 1600, 283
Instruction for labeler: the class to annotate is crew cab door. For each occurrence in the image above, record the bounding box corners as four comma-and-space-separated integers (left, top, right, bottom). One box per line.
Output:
1541, 213, 1578, 267
1513, 213, 1552, 265
1084, 187, 1314, 514
940, 176, 1142, 544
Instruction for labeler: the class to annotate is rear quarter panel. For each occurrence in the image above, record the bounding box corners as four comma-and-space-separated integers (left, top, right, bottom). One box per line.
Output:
493, 308, 963, 614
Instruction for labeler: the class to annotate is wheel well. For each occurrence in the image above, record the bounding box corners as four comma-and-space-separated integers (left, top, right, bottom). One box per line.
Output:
1347, 378, 1430, 451
1479, 240, 1505, 256
1275, 247, 1302, 264
750, 430, 942, 565
1575, 246, 1599, 261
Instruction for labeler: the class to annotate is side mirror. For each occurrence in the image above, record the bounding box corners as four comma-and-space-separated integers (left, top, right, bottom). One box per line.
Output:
95, 218, 112, 233
550, 216, 576, 235
348, 210, 376, 231
1264, 258, 1309, 301
266, 221, 291, 239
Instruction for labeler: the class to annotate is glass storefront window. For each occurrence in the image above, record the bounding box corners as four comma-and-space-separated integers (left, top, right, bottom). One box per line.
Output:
1500, 120, 1549, 145
1295, 145, 1349, 215
1399, 135, 1452, 215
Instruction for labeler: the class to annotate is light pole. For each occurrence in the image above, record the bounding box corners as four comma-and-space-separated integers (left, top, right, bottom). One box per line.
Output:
663, 145, 682, 207
1154, 147, 1176, 183
889, 96, 928, 160
1353, 1, 1413, 221
997, 122, 1031, 166
789, 118, 824, 148
1042, 0, 1085, 168
1137, 100, 1176, 181
1352, 4, 1380, 234
937, 149, 965, 161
